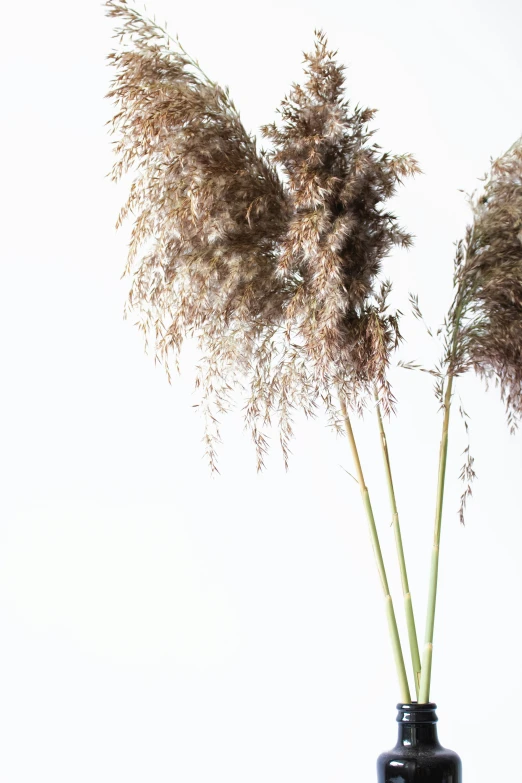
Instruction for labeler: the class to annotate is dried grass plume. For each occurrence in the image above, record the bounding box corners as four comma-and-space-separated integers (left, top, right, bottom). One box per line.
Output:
105, 0, 420, 469
445, 137, 522, 429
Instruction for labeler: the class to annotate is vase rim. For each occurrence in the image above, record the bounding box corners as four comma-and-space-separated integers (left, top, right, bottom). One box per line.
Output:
396, 702, 437, 709
396, 702, 439, 724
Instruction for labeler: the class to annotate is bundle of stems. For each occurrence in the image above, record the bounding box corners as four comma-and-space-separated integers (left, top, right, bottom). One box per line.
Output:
105, 0, 522, 705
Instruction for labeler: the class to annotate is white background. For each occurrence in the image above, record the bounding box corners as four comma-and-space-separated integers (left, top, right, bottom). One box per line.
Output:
1, 0, 521, 780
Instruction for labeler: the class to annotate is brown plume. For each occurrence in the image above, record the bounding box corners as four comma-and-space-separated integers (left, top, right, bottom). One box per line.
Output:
445, 138, 522, 430
105, 1, 419, 469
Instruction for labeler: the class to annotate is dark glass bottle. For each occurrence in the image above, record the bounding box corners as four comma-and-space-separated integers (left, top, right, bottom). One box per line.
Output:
377, 703, 462, 782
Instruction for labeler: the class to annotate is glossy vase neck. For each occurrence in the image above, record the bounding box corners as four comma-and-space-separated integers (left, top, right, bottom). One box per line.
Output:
395, 703, 441, 748
378, 702, 462, 782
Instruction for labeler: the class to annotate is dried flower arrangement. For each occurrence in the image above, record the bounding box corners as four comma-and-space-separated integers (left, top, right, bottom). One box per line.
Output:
105, 0, 522, 725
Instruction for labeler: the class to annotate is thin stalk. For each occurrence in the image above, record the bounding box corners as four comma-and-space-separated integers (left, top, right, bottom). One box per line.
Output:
418, 282, 469, 704
339, 395, 411, 703
418, 374, 453, 703
374, 392, 421, 697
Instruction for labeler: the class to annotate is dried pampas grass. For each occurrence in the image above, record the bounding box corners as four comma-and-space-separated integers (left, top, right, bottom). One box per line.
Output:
105, 0, 419, 470
446, 138, 522, 430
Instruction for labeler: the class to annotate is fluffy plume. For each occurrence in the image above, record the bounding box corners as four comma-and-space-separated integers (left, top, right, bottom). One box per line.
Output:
106, 0, 292, 469
444, 138, 522, 430
262, 32, 420, 414
105, 2, 419, 468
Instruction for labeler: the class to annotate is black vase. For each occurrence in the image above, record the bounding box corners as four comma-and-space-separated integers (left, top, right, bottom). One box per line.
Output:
377, 702, 462, 782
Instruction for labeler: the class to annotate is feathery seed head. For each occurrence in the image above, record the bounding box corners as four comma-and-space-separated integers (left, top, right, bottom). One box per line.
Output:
261, 31, 419, 414
106, 3, 419, 468
445, 137, 522, 430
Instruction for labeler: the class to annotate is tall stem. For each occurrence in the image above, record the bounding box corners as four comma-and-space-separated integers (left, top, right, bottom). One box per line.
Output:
418, 281, 468, 704
339, 395, 411, 703
374, 392, 422, 697
418, 374, 454, 703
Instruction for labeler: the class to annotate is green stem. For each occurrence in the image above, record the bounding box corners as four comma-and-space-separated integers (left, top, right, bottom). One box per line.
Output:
418, 373, 454, 703
374, 392, 421, 697
339, 395, 411, 703
418, 278, 469, 705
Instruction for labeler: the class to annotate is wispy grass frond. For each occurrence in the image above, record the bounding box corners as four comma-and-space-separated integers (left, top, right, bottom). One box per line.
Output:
106, 4, 418, 467
106, 0, 293, 468
444, 138, 522, 424
262, 31, 420, 417
419, 137, 522, 703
